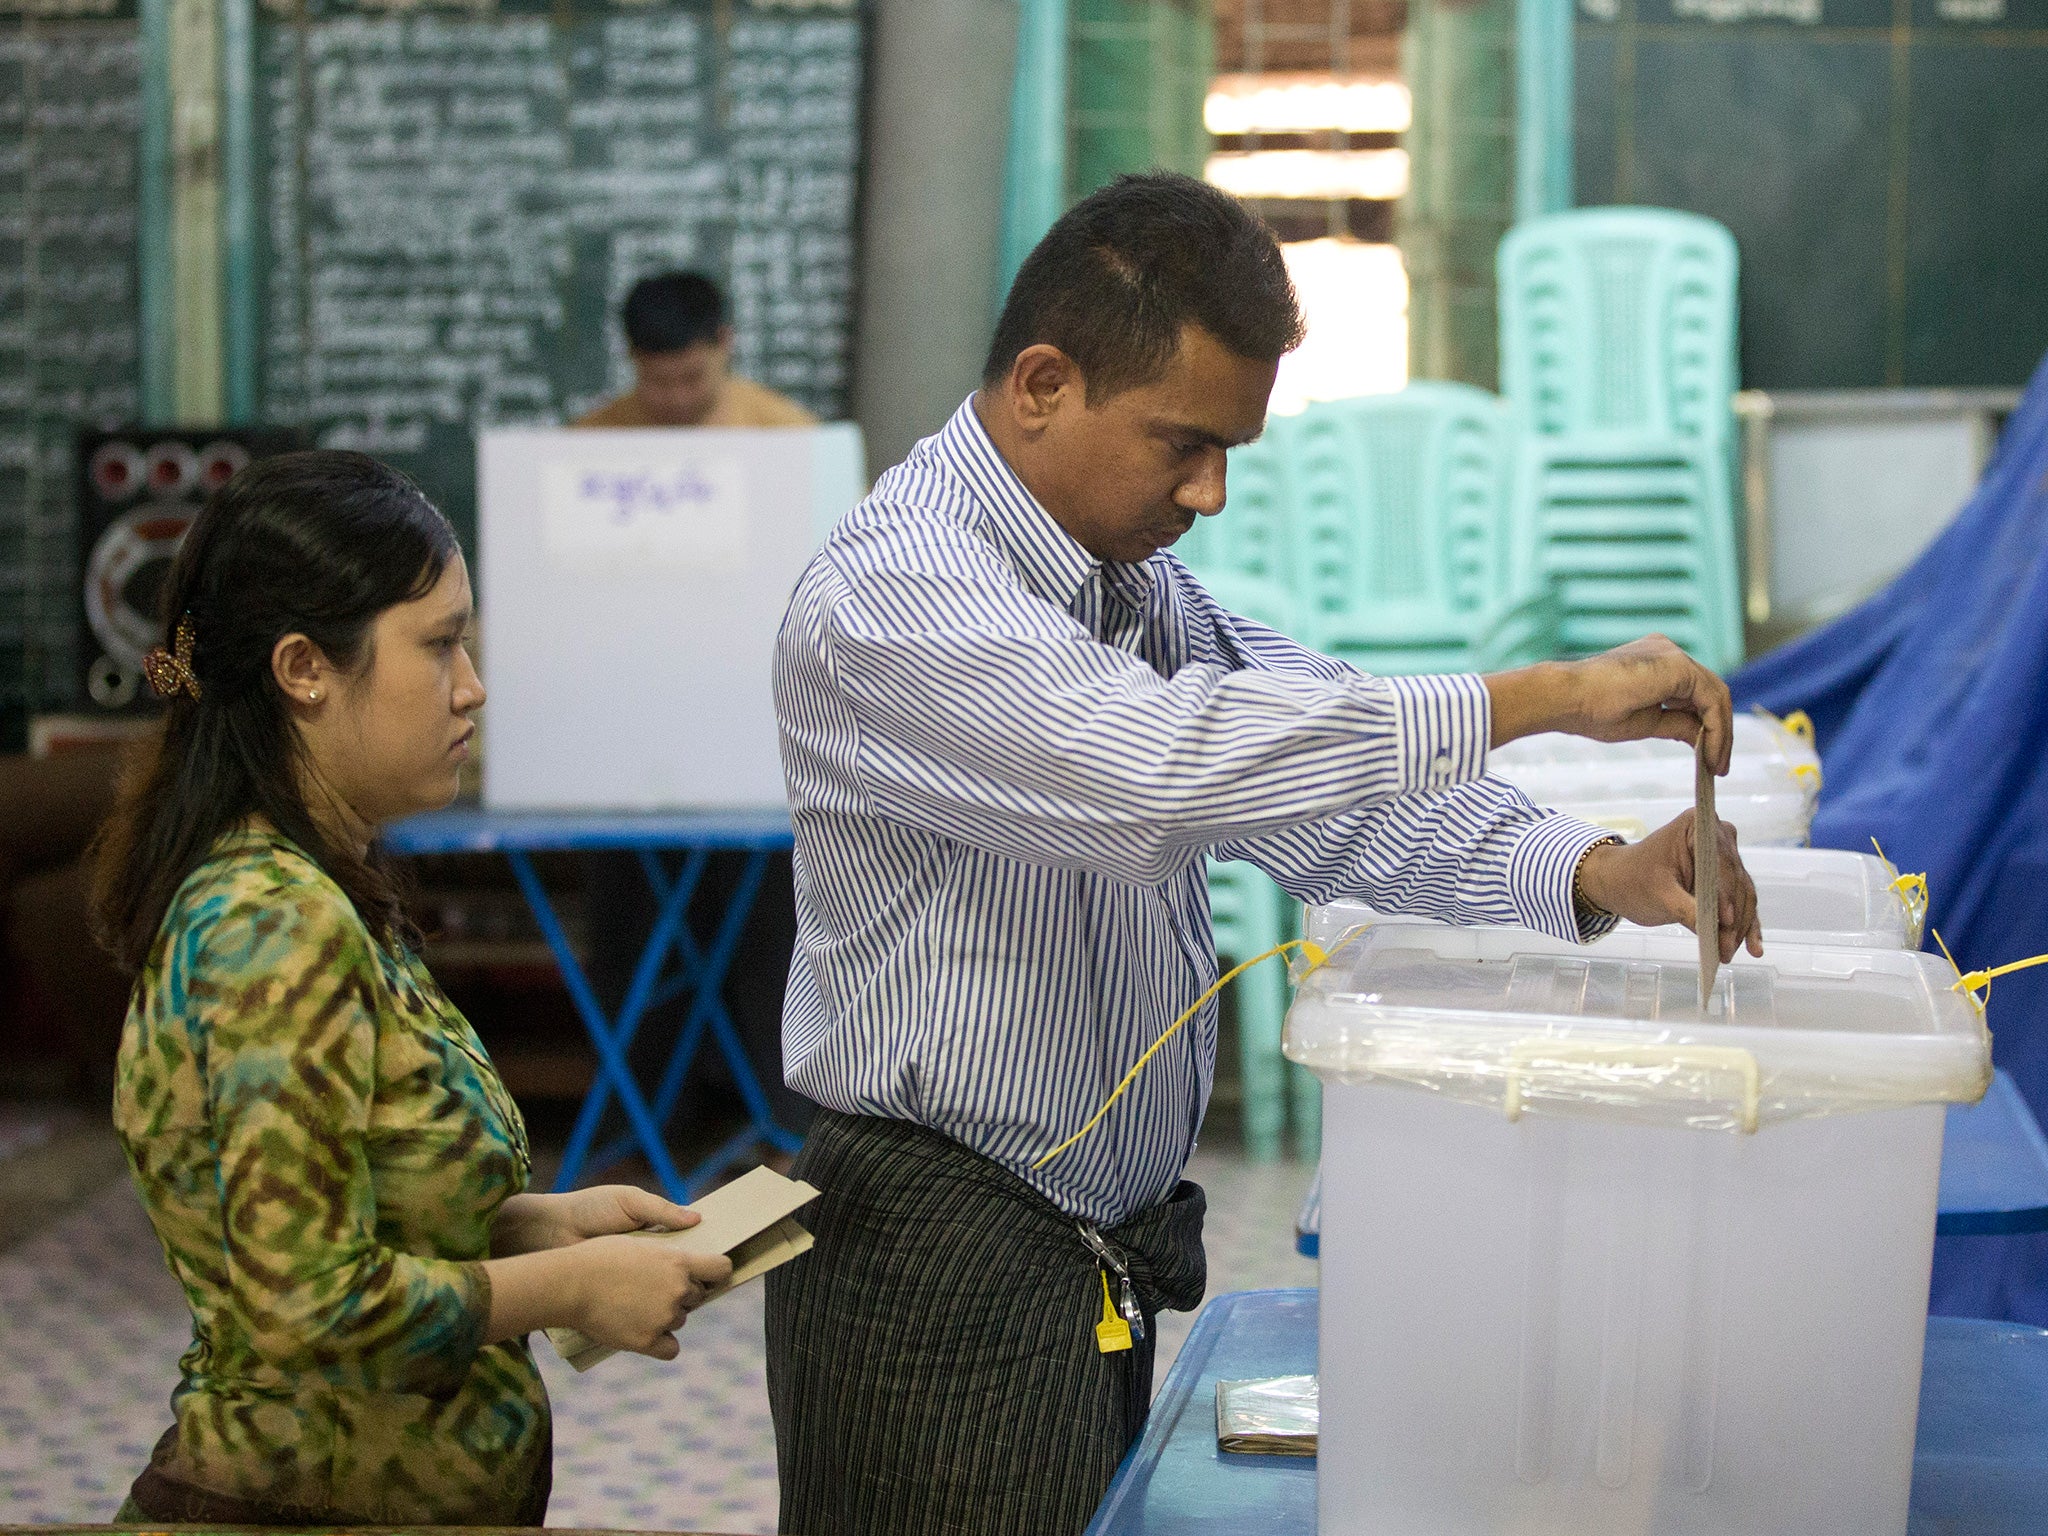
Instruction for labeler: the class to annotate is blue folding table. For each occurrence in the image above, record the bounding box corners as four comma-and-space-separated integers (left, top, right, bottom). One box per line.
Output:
1086, 1289, 2048, 1535
382, 807, 803, 1202
1294, 1068, 2048, 1256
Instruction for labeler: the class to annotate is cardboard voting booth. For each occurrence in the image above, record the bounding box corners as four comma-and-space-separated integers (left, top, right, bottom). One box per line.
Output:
479, 423, 865, 810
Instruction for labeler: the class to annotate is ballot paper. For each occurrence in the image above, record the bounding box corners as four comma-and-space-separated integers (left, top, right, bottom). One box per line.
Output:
1216, 1374, 1319, 1456
1696, 737, 1722, 1010
546, 1165, 821, 1372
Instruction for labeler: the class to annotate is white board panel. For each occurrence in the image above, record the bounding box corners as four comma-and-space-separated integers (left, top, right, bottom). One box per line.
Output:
480, 422, 865, 810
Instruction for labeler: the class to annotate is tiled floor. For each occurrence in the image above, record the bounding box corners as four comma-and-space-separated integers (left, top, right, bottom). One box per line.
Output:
0, 1137, 1315, 1533
0, 1106, 57, 1164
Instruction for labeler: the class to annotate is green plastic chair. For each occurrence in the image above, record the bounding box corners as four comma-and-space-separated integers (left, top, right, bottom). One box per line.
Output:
1205, 857, 1317, 1163
1506, 434, 1743, 670
1175, 423, 1296, 589
1186, 574, 1319, 1162
1498, 206, 1739, 448
1498, 208, 1744, 671
1280, 385, 1560, 676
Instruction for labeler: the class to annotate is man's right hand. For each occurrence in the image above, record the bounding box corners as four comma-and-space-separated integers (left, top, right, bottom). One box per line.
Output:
1484, 635, 1735, 772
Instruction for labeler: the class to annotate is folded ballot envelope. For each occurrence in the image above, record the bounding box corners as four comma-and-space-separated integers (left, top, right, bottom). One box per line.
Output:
547, 1165, 821, 1372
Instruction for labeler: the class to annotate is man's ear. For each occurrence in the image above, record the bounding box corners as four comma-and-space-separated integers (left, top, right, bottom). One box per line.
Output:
1007, 344, 1082, 435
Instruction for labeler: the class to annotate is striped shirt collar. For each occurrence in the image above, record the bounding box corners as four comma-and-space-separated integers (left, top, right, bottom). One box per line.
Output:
937, 396, 1156, 614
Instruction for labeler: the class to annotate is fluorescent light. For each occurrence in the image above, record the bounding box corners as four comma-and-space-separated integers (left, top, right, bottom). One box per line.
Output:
1270, 239, 1408, 417
1205, 73, 1412, 136
1204, 148, 1410, 202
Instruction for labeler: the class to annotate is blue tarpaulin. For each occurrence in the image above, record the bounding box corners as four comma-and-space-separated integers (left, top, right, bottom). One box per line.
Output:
1732, 347, 2048, 1324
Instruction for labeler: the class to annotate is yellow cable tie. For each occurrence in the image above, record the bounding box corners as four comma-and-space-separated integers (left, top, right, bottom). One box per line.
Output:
1095, 1268, 1133, 1353
1752, 704, 1817, 748
1033, 937, 1329, 1171
1870, 837, 1931, 939
1951, 952, 2048, 1011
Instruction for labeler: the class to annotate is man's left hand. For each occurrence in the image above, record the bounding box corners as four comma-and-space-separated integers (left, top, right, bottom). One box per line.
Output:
1577, 814, 1765, 963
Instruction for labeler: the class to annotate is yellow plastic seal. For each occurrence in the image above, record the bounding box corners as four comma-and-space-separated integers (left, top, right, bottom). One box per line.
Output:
1095, 1269, 1133, 1354
1871, 837, 1931, 947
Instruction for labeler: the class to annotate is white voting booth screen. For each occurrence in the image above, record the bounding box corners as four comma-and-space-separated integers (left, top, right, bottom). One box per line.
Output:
479, 423, 865, 810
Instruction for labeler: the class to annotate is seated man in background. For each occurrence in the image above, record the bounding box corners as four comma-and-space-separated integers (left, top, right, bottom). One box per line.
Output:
571, 267, 819, 1148
575, 271, 817, 429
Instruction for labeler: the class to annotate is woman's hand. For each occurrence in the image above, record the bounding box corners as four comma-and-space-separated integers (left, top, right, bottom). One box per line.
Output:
1485, 636, 1736, 772
1577, 815, 1765, 963
560, 1235, 736, 1360
492, 1185, 697, 1257
482, 1219, 734, 1354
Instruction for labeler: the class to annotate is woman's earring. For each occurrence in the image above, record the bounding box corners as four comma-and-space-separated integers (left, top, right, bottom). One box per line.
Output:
308, 690, 320, 703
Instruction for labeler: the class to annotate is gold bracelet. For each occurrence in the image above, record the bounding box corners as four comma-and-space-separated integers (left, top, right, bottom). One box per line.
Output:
1572, 835, 1625, 926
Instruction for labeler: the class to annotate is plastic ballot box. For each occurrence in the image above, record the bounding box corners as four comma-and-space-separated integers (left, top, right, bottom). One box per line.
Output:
1286, 925, 1989, 1536
478, 423, 864, 810
1305, 846, 1925, 956
1486, 712, 1820, 846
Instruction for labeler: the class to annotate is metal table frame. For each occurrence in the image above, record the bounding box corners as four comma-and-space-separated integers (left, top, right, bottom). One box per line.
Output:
383, 808, 802, 1201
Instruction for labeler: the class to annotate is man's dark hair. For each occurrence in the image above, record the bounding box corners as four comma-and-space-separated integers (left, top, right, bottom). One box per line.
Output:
622, 271, 727, 354
982, 172, 1304, 399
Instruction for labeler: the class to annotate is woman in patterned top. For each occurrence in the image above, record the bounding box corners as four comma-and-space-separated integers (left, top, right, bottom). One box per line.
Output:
92, 451, 733, 1526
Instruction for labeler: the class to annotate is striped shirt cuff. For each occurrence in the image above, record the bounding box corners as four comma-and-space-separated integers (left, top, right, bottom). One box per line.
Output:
1382, 672, 1491, 795
1508, 813, 1627, 945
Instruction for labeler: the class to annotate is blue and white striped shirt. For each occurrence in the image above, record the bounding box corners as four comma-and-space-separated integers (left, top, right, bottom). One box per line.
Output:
774, 397, 1614, 1224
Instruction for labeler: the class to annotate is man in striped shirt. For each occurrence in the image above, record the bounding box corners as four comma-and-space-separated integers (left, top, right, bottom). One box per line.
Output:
765, 173, 1760, 1536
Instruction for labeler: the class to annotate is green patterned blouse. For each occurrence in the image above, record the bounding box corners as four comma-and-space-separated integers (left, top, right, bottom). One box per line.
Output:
114, 825, 551, 1525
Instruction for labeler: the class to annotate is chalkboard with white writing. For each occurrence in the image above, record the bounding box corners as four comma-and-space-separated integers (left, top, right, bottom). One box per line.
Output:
0, 0, 141, 746
253, 0, 865, 548
1576, 0, 2048, 389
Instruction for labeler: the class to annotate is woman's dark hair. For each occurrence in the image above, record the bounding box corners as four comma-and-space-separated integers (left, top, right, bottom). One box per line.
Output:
91, 450, 459, 972
982, 171, 1305, 400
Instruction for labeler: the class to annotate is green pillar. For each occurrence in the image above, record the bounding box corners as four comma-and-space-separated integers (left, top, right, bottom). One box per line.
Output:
1000, 0, 1069, 292
1515, 0, 1573, 222
168, 0, 224, 424
140, 0, 230, 425
1400, 0, 1515, 389
1069, 0, 1211, 202
998, 0, 1213, 296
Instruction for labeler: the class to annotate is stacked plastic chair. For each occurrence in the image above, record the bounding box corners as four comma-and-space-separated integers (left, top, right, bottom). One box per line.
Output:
1283, 383, 1559, 674
1174, 385, 1571, 1161
1175, 571, 1320, 1162
1173, 424, 1294, 588
1205, 850, 1318, 1164
1497, 207, 1744, 671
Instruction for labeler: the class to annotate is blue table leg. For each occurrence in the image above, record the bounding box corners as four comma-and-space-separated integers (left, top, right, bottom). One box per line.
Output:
502, 849, 695, 1201
575, 847, 804, 1198
627, 849, 802, 1196
557, 848, 709, 1186
677, 851, 803, 1171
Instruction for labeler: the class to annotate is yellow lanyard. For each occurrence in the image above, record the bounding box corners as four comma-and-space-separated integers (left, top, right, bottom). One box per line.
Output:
1035, 936, 1329, 1171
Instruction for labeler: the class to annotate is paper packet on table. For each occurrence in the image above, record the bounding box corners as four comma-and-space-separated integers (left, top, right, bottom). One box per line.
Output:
546, 1165, 821, 1372
1216, 1373, 1319, 1456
